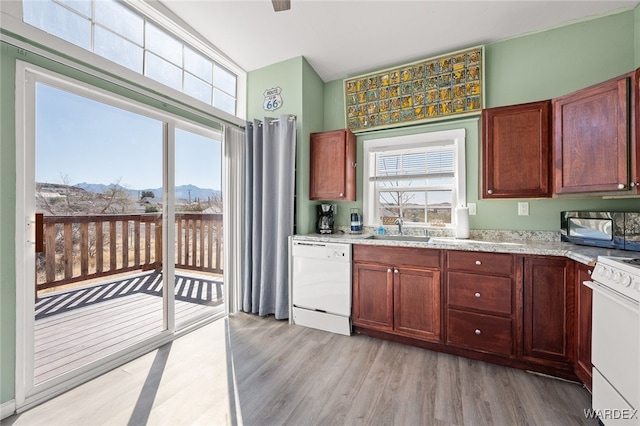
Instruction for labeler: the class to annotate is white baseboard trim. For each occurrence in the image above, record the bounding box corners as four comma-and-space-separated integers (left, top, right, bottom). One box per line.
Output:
1, 399, 16, 420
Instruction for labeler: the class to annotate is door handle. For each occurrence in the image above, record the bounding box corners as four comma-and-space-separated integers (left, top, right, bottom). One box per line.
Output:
33, 213, 44, 253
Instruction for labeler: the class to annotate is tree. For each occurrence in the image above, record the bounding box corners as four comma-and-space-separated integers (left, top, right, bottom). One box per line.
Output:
377, 156, 417, 223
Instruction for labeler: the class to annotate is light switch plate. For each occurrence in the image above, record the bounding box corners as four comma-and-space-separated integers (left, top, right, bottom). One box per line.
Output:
518, 202, 529, 216
468, 203, 477, 215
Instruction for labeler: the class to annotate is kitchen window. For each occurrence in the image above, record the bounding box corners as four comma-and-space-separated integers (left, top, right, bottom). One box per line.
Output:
362, 129, 466, 229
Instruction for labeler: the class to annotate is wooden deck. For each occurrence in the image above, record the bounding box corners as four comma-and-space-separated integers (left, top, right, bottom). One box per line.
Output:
34, 270, 224, 383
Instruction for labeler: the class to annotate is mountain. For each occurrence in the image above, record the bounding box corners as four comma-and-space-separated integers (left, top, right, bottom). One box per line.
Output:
74, 182, 221, 201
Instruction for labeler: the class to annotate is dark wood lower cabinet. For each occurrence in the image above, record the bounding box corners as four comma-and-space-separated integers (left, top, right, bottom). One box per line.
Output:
352, 245, 442, 343
352, 262, 393, 332
394, 267, 441, 341
575, 262, 593, 390
445, 251, 517, 357
522, 256, 574, 370
447, 309, 513, 356
352, 246, 585, 384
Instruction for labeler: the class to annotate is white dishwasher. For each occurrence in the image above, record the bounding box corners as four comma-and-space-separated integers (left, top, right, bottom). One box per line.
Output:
291, 241, 352, 336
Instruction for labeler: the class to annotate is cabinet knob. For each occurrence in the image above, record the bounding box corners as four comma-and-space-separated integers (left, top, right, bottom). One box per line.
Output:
475, 260, 482, 265
487, 189, 493, 195
617, 183, 626, 190
339, 192, 344, 197
474, 292, 481, 298
394, 269, 399, 274
387, 268, 392, 273
475, 329, 481, 335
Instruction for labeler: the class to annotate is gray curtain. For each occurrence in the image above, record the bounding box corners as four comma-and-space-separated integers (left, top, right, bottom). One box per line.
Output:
242, 114, 296, 319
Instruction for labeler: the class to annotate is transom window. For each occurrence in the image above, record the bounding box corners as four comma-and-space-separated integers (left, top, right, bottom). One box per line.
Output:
22, 0, 237, 115
363, 129, 466, 229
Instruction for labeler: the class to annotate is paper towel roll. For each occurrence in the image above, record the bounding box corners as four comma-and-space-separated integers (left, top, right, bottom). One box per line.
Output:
455, 207, 470, 239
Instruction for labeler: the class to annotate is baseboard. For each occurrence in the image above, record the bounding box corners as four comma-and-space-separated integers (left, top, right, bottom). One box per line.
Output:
1, 399, 16, 420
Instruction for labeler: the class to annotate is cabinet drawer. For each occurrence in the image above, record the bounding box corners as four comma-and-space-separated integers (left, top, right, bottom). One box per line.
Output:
448, 272, 512, 315
447, 309, 513, 356
447, 251, 513, 276
353, 245, 440, 268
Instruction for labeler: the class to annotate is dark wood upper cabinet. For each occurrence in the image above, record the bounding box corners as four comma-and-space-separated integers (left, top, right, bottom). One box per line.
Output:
482, 100, 551, 198
632, 68, 640, 193
309, 129, 356, 201
552, 75, 630, 194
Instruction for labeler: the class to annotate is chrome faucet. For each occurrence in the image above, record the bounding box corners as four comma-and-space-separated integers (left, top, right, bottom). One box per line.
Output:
395, 217, 404, 235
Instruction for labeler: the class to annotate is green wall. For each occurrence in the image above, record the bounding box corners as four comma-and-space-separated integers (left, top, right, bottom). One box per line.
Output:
246, 56, 325, 234
0, 38, 224, 405
306, 9, 640, 233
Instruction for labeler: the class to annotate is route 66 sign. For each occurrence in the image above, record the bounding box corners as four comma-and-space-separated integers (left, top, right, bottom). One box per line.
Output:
263, 87, 283, 111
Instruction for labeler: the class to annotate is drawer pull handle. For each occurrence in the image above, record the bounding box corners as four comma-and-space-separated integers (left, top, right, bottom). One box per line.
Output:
475, 260, 482, 265
474, 292, 481, 298
475, 329, 481, 335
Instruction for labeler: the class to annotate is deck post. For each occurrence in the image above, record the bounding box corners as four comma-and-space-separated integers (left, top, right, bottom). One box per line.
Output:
155, 217, 163, 272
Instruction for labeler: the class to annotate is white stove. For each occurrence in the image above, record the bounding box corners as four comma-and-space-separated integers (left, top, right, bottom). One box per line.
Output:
586, 256, 640, 425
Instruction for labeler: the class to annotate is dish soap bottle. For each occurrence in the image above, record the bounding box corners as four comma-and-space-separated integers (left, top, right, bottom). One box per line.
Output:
377, 223, 385, 235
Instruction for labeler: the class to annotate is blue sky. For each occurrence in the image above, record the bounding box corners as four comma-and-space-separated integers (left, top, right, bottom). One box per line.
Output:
36, 83, 222, 191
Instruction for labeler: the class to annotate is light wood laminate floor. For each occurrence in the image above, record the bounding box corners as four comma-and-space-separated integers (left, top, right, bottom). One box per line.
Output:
230, 313, 595, 426
6, 313, 596, 425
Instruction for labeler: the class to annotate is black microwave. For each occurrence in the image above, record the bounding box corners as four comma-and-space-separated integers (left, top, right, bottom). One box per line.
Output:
560, 211, 640, 252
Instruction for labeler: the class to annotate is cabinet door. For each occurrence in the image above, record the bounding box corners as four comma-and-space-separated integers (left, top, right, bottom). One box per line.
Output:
309, 129, 356, 201
553, 76, 629, 194
632, 68, 640, 192
575, 262, 593, 390
523, 256, 574, 363
482, 100, 551, 198
352, 262, 393, 331
394, 267, 441, 342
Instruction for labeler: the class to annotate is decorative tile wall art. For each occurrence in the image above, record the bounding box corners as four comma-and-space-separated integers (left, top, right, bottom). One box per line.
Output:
344, 46, 484, 132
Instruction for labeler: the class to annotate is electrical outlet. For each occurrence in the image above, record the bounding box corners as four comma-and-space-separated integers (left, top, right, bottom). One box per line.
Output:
468, 203, 477, 215
518, 202, 529, 216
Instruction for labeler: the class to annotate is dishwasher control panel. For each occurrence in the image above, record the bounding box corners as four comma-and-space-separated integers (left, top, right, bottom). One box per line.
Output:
292, 241, 351, 262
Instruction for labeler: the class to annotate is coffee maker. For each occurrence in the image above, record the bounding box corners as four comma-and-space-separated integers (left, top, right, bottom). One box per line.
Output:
316, 204, 335, 234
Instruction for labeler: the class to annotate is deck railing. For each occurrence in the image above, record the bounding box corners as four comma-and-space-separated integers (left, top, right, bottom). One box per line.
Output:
36, 212, 223, 292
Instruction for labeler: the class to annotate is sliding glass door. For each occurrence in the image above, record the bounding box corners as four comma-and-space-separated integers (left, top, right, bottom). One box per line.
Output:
16, 62, 225, 407
173, 128, 224, 329
32, 82, 167, 385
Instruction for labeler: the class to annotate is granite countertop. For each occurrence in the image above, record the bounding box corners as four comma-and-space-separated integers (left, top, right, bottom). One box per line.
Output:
292, 230, 633, 266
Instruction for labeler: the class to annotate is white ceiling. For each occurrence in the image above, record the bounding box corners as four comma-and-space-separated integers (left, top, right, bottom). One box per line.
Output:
159, 0, 639, 82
